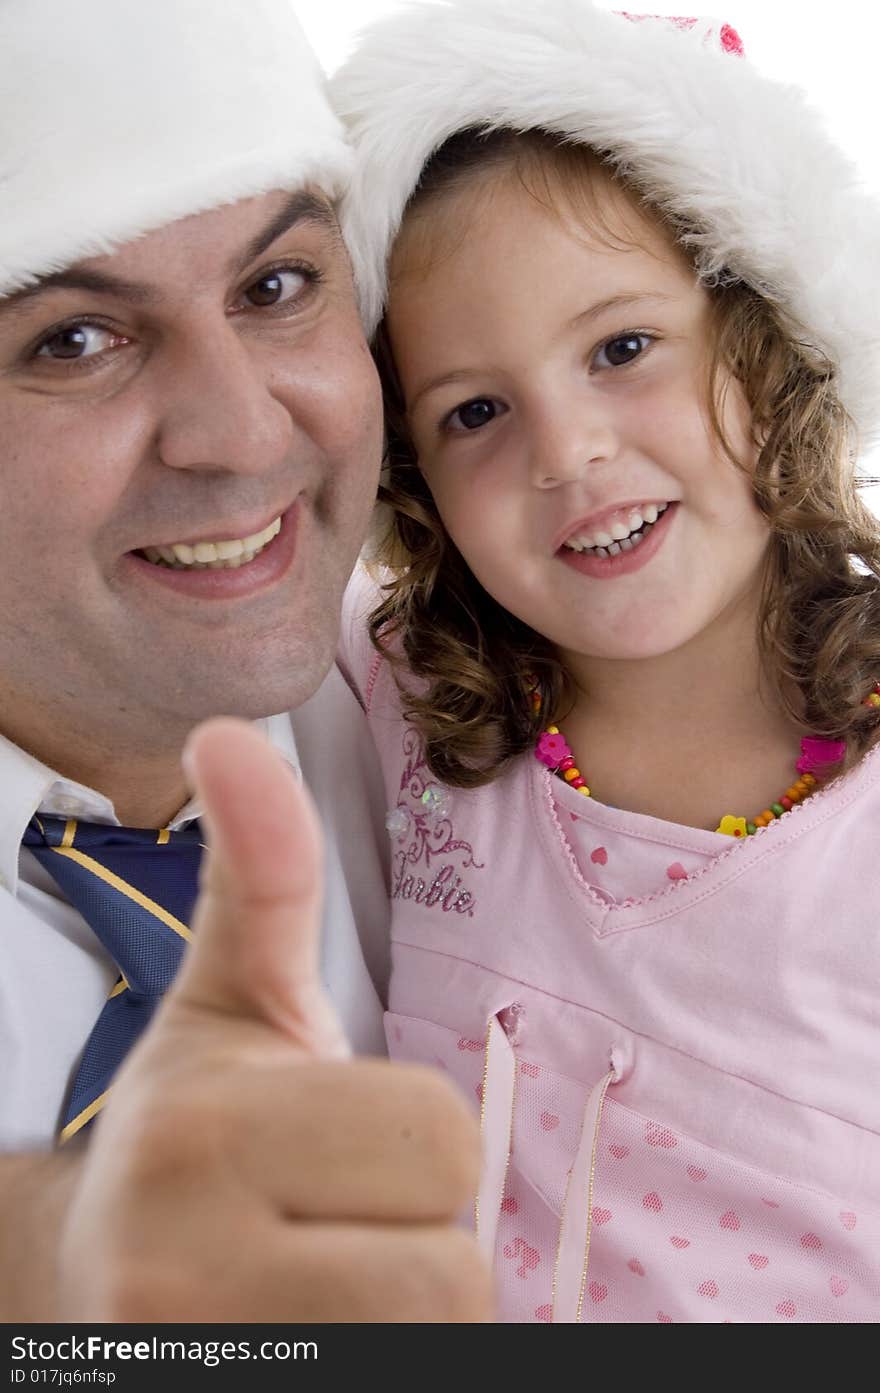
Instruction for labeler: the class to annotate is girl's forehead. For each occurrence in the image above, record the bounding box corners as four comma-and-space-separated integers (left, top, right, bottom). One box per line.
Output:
389, 164, 691, 302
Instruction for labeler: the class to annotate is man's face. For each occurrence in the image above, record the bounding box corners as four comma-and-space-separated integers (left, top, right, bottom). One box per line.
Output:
0, 191, 382, 749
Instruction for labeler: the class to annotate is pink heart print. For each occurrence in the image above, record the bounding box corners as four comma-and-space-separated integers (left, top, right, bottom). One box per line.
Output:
609, 1144, 630, 1159
720, 1210, 741, 1231
588, 1282, 608, 1303
687, 1165, 707, 1182
698, 1280, 720, 1300
776, 1299, 797, 1318
830, 1276, 849, 1297
839, 1211, 857, 1230
591, 846, 608, 865
643, 1191, 663, 1213
748, 1253, 769, 1270
800, 1232, 822, 1251
540, 1111, 560, 1131
592, 1207, 613, 1226
645, 1122, 678, 1148
503, 1236, 540, 1279
670, 1236, 690, 1249
628, 1259, 646, 1277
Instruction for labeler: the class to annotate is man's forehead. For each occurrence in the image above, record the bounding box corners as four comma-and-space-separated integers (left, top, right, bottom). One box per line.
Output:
0, 189, 342, 319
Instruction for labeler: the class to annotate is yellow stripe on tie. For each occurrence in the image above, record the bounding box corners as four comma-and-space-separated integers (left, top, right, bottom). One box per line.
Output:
49, 847, 192, 942
108, 975, 130, 999
61, 819, 77, 849
157, 828, 170, 845
59, 1089, 111, 1145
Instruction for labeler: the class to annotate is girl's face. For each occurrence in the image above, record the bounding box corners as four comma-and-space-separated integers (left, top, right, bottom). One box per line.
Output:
386, 170, 771, 664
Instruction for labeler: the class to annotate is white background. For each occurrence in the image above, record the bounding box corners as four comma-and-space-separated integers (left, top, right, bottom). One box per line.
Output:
294, 0, 880, 502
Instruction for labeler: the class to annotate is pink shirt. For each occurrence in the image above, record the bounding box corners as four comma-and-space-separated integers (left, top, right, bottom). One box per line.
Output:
340, 570, 880, 1323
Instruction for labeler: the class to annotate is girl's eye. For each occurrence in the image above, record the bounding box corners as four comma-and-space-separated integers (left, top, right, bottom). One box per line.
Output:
243, 266, 312, 308
35, 322, 122, 361
446, 397, 506, 432
593, 332, 653, 369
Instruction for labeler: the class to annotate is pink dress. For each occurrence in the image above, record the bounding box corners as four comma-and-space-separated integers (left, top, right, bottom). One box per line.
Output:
340, 572, 880, 1323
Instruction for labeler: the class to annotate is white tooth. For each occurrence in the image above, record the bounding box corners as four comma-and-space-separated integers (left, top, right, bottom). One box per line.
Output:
268, 516, 282, 538
607, 542, 621, 556
628, 512, 644, 533
158, 546, 177, 564
593, 531, 612, 548
193, 542, 219, 563
143, 547, 162, 564
563, 538, 582, 552
643, 504, 659, 524
240, 550, 256, 564
610, 521, 630, 541
630, 530, 643, 546
215, 538, 244, 560
171, 543, 195, 564
619, 537, 633, 552
657, 502, 668, 514
595, 547, 609, 558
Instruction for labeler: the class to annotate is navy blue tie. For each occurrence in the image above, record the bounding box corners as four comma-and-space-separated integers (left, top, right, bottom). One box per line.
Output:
23, 815, 203, 1142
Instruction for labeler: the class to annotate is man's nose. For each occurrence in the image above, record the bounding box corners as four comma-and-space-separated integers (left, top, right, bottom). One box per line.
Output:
526, 391, 619, 489
154, 328, 293, 476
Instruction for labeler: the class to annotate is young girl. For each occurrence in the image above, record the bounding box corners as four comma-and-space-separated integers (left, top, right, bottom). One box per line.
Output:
333, 1, 880, 1322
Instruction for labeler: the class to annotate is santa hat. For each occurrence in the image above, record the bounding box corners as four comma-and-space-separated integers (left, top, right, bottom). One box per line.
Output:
332, 0, 880, 448
0, 0, 351, 296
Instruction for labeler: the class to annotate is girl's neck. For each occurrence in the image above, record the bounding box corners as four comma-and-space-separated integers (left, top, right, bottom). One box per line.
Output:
557, 593, 806, 831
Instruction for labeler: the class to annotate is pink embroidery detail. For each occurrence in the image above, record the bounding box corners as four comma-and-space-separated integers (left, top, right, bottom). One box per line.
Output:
666, 861, 688, 881
503, 1236, 540, 1278
591, 845, 608, 865
391, 728, 484, 916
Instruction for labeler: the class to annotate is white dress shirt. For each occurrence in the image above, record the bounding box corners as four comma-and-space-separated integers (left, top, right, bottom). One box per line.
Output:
0, 665, 390, 1148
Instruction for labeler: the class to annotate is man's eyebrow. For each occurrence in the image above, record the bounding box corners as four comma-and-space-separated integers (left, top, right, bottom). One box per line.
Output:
0, 268, 159, 319
0, 191, 341, 323
237, 190, 341, 272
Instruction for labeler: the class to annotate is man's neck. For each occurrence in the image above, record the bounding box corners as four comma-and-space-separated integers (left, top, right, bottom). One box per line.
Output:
2, 699, 190, 827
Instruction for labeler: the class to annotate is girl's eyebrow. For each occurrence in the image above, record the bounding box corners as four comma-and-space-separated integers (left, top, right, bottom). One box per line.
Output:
569, 290, 675, 329
407, 291, 676, 413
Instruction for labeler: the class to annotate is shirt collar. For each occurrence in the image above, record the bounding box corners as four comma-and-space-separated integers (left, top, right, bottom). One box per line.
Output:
0, 713, 300, 897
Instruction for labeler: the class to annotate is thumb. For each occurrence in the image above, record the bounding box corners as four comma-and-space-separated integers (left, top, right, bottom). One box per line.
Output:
170, 717, 350, 1059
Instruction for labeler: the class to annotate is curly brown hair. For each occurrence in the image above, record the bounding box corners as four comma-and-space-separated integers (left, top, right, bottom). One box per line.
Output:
369, 128, 880, 788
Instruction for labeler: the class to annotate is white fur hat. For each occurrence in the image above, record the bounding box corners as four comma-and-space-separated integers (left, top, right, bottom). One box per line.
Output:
0, 0, 352, 296
333, 0, 880, 448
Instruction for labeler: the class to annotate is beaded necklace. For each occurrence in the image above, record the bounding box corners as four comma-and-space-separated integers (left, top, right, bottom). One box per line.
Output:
534, 683, 880, 837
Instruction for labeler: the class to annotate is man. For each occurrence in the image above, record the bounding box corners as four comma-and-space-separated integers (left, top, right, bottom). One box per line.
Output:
0, 0, 489, 1322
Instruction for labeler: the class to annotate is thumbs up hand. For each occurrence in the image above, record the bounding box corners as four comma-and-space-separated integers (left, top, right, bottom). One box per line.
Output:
58, 719, 492, 1323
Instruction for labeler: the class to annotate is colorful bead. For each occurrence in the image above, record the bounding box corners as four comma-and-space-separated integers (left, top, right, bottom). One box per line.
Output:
534, 682, 874, 830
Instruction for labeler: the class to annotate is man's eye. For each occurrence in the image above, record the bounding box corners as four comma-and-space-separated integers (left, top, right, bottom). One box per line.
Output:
593, 332, 653, 369
243, 266, 312, 308
35, 323, 120, 360
446, 397, 505, 432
